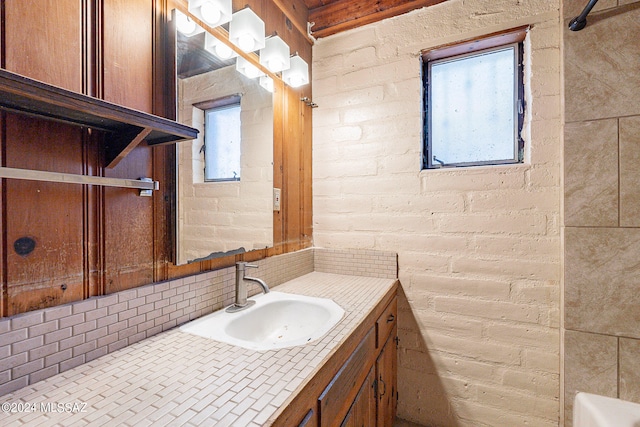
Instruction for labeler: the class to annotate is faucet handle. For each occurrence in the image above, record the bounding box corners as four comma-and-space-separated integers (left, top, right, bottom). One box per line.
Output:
246, 264, 259, 269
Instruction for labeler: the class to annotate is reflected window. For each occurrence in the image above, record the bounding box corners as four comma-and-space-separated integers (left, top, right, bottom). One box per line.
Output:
200, 96, 242, 181
422, 28, 527, 169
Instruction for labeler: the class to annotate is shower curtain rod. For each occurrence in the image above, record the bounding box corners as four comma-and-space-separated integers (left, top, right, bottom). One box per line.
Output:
569, 0, 600, 31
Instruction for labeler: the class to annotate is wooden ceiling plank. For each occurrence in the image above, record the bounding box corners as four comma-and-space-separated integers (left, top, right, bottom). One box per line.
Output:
309, 0, 447, 38
303, 0, 326, 10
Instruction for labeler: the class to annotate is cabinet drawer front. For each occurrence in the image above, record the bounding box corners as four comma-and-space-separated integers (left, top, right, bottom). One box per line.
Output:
318, 328, 376, 427
376, 297, 397, 348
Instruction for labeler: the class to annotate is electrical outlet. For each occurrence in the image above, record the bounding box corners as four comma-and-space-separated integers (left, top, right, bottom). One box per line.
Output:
273, 188, 281, 211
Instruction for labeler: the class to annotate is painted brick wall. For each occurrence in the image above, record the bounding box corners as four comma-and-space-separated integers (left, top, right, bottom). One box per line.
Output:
312, 0, 562, 425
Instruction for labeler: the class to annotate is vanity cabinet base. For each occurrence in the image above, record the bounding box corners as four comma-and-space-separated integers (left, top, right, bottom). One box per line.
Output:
273, 287, 398, 427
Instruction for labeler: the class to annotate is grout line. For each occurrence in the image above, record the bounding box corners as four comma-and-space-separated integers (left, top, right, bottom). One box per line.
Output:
617, 336, 620, 399
618, 117, 621, 228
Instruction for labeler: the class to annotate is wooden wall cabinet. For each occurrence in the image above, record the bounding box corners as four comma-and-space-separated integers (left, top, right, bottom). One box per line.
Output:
1, 0, 313, 317
274, 292, 398, 427
0, 0, 165, 316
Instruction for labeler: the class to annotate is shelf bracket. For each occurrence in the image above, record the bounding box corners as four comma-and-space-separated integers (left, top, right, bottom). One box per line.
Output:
105, 127, 153, 169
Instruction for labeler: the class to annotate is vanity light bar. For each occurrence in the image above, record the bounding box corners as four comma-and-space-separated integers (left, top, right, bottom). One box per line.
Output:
175, 4, 309, 88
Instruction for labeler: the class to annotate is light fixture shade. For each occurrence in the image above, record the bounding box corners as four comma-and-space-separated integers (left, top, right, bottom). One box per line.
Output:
229, 8, 265, 53
188, 0, 232, 28
282, 54, 309, 88
204, 32, 238, 59
260, 36, 290, 73
175, 10, 204, 37
236, 56, 265, 79
259, 76, 274, 93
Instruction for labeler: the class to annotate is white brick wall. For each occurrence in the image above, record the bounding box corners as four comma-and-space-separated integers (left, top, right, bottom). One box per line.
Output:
312, 0, 562, 425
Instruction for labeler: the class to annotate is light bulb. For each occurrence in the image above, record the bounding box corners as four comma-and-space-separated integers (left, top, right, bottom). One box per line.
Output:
176, 14, 197, 35
215, 43, 233, 59
290, 75, 304, 88
283, 55, 309, 87
200, 2, 221, 25
238, 34, 255, 52
229, 8, 265, 52
260, 76, 274, 93
260, 35, 290, 73
244, 64, 261, 79
237, 56, 264, 79
267, 58, 285, 73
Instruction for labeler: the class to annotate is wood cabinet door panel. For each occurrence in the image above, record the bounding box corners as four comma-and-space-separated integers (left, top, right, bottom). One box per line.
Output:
103, 0, 153, 113
102, 0, 155, 292
376, 325, 398, 427
319, 328, 376, 427
3, 0, 82, 92
4, 115, 85, 314
104, 145, 154, 293
341, 366, 375, 427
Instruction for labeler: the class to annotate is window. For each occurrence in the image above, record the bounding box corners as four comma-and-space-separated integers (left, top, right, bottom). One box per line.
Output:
195, 95, 242, 181
422, 28, 527, 169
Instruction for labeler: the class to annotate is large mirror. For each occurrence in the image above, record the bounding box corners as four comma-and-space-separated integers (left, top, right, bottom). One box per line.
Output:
174, 15, 274, 265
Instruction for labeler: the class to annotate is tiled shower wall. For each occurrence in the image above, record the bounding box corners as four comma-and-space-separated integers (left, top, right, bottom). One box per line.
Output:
0, 247, 396, 396
562, 1, 640, 425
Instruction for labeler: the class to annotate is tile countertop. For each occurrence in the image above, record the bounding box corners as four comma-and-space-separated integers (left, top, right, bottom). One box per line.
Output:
0, 272, 397, 427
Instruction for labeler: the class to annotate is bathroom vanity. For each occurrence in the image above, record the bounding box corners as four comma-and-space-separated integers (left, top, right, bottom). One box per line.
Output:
0, 271, 398, 427
270, 281, 398, 426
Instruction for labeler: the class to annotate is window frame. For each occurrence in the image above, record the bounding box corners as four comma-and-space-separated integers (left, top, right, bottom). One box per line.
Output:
194, 94, 242, 182
421, 27, 528, 169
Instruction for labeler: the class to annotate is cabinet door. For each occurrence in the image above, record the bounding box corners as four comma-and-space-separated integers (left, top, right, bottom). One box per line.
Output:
319, 328, 376, 427
102, 0, 155, 293
341, 367, 375, 427
376, 326, 397, 427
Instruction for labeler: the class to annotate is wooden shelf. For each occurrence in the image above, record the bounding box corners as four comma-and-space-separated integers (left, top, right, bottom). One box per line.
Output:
0, 68, 198, 168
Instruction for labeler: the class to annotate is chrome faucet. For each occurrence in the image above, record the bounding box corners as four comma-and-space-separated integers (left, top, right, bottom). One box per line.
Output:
226, 262, 270, 313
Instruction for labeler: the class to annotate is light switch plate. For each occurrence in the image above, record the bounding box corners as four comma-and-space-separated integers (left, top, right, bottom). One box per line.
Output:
273, 188, 281, 211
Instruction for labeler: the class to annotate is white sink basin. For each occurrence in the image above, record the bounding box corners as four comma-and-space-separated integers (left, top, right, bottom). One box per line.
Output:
180, 291, 345, 351
574, 392, 640, 427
